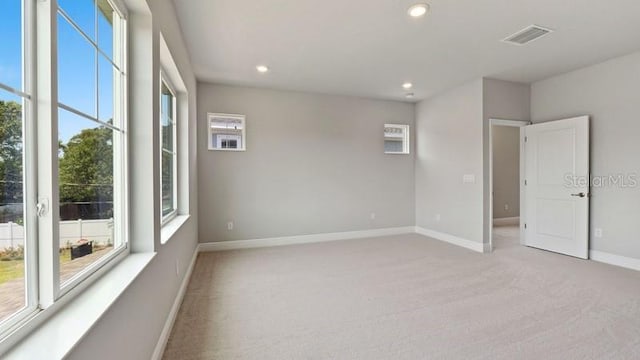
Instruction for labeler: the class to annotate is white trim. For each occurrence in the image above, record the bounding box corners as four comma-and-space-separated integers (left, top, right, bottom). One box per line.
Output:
414, 227, 486, 253
493, 217, 520, 226
590, 250, 640, 272
151, 246, 199, 360
490, 119, 530, 127
199, 227, 415, 251
160, 215, 190, 244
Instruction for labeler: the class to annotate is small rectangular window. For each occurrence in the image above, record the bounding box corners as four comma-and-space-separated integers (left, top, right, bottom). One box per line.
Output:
384, 124, 410, 154
208, 113, 246, 151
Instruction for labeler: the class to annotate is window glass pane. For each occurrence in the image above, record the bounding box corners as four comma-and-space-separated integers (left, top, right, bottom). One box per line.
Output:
0, 90, 27, 323
97, 0, 114, 60
58, 109, 118, 284
161, 151, 174, 216
0, 0, 23, 91
384, 140, 404, 153
58, 12, 97, 117
98, 56, 114, 123
58, 0, 96, 41
161, 82, 174, 152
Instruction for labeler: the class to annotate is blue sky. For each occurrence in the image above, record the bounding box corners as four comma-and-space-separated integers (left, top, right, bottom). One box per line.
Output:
0, 0, 115, 143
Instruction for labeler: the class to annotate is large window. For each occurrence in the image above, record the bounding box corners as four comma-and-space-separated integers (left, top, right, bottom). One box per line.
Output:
0, 0, 128, 339
0, 0, 35, 330
56, 0, 127, 291
160, 78, 177, 220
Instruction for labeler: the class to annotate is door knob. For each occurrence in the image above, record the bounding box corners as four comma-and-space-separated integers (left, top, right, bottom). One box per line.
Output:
571, 192, 586, 198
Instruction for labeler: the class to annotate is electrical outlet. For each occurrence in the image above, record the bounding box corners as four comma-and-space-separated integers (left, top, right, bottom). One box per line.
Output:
504, 204, 509, 211
435, 214, 441, 222
594, 228, 603, 238
370, 213, 376, 220
227, 221, 234, 231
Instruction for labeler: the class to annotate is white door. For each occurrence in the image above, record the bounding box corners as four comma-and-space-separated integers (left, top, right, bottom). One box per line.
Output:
523, 116, 590, 259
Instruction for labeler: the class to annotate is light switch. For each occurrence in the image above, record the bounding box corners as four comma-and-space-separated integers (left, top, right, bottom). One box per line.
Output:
463, 174, 476, 184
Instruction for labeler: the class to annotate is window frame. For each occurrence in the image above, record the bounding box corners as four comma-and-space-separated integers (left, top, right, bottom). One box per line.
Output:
160, 72, 178, 225
55, 0, 130, 298
384, 123, 410, 155
0, 0, 39, 338
208, 113, 246, 152
0, 0, 130, 348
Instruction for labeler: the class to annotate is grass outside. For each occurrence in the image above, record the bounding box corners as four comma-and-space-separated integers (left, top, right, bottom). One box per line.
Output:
0, 249, 74, 285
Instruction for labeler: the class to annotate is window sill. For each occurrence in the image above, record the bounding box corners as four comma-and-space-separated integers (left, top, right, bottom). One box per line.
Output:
207, 148, 246, 152
161, 214, 191, 244
3, 253, 156, 360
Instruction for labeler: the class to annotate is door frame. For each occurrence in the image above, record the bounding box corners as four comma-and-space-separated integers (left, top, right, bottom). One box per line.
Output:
488, 118, 530, 252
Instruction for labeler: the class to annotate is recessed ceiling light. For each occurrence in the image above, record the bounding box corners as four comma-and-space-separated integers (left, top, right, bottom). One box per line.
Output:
256, 65, 269, 73
405, 93, 415, 99
408, 3, 429, 18
402, 82, 413, 90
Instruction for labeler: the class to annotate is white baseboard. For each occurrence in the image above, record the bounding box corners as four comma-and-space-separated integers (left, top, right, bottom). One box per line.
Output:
493, 217, 520, 226
199, 226, 416, 252
414, 227, 486, 253
151, 246, 199, 360
590, 250, 640, 272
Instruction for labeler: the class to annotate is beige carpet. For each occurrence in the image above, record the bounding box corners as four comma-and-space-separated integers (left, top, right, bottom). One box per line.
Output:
163, 226, 640, 359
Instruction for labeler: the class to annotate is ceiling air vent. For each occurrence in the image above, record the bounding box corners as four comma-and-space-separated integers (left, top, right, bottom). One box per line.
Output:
502, 25, 553, 45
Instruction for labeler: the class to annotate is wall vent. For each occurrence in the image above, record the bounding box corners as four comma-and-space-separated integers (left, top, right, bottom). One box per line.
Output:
502, 25, 553, 45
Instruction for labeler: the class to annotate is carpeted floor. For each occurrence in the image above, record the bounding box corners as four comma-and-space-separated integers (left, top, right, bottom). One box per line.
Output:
162, 226, 640, 359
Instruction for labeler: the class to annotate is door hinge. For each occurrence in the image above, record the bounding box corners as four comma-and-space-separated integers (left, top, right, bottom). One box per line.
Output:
524, 223, 527, 229
524, 136, 528, 142
524, 179, 527, 186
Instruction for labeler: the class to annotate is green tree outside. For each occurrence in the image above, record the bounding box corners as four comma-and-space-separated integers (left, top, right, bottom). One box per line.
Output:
0, 100, 23, 223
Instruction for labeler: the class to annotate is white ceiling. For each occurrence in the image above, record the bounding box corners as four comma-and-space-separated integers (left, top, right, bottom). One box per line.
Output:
173, 0, 640, 102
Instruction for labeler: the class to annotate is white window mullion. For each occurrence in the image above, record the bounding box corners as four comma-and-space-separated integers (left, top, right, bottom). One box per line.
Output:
23, 0, 40, 313
113, 14, 127, 251
171, 95, 178, 217
36, 0, 61, 307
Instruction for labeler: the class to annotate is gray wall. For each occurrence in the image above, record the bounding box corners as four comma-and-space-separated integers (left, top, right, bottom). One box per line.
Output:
492, 125, 520, 219
482, 79, 530, 242
198, 84, 416, 242
415, 78, 530, 244
531, 50, 640, 259
66, 0, 199, 358
415, 79, 484, 243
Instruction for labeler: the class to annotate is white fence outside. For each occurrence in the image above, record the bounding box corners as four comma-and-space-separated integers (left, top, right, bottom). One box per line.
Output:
0, 219, 113, 250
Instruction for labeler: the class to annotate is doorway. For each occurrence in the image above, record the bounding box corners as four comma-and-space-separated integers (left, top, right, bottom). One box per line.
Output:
489, 119, 529, 251
489, 116, 590, 258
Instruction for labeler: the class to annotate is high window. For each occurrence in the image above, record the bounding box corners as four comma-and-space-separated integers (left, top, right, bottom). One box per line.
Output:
208, 113, 246, 151
384, 124, 410, 154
